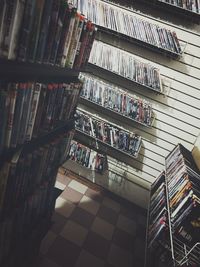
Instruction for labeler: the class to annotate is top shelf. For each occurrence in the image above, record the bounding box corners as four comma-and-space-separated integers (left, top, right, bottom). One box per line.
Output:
71, 0, 183, 59
144, 0, 200, 23
106, 0, 200, 23
0, 59, 81, 83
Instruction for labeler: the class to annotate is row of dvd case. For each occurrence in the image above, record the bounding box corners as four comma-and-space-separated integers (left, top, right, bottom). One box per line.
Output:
69, 140, 107, 173
89, 40, 163, 92
165, 144, 200, 248
0, 0, 96, 69
148, 171, 169, 250
158, 0, 200, 13
80, 73, 153, 126
75, 109, 142, 157
69, 0, 182, 54
0, 81, 81, 154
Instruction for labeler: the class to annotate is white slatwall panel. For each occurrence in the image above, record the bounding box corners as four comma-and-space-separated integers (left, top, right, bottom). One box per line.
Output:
75, 2, 200, 208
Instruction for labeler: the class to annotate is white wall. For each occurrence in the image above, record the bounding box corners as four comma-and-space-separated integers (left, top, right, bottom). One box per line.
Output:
68, 1, 200, 209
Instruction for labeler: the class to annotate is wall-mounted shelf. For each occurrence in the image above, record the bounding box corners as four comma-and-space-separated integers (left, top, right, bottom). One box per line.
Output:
97, 25, 182, 59
88, 40, 164, 93
85, 63, 164, 95
79, 97, 155, 128
71, 0, 183, 58
74, 129, 142, 164
108, 0, 200, 23
75, 108, 142, 156
138, 0, 200, 23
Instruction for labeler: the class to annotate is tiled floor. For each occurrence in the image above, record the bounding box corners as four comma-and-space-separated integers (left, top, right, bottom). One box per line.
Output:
36, 170, 147, 267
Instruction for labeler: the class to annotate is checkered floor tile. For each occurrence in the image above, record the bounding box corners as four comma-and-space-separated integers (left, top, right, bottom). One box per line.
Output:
36, 171, 147, 267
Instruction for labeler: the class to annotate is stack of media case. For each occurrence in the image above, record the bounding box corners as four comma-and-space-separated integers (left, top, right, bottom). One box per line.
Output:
69, 0, 182, 57
0, 1, 97, 266
69, 140, 107, 173
0, 0, 96, 69
145, 144, 200, 267
0, 81, 81, 155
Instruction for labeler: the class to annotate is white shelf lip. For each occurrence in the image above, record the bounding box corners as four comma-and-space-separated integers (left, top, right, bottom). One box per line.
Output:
88, 62, 164, 94
75, 128, 142, 159
79, 96, 154, 128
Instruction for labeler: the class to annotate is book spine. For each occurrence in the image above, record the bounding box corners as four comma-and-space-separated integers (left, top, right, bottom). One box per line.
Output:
27, 0, 46, 62
0, 1, 6, 47
43, 0, 61, 64
65, 12, 80, 67
18, 83, 34, 145
17, 0, 37, 61
35, 0, 54, 63
60, 8, 76, 67
0, 163, 10, 212
0, 0, 16, 58
5, 83, 17, 148
25, 83, 42, 141
68, 14, 85, 68
8, 0, 26, 60
55, 5, 72, 66
49, 0, 68, 65
0, 89, 8, 153
32, 84, 47, 138
74, 21, 89, 69
10, 83, 26, 147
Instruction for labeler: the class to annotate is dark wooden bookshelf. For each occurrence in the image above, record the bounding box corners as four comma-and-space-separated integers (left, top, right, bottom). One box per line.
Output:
0, 56, 81, 266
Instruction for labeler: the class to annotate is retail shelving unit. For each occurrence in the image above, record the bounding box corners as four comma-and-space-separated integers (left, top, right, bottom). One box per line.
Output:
145, 144, 200, 267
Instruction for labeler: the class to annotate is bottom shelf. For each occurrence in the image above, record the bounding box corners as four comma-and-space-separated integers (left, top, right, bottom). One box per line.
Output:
1, 185, 62, 267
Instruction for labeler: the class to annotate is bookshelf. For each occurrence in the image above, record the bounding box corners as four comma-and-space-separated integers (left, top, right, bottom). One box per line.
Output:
0, 1, 96, 266
145, 144, 200, 267
0, 74, 80, 266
